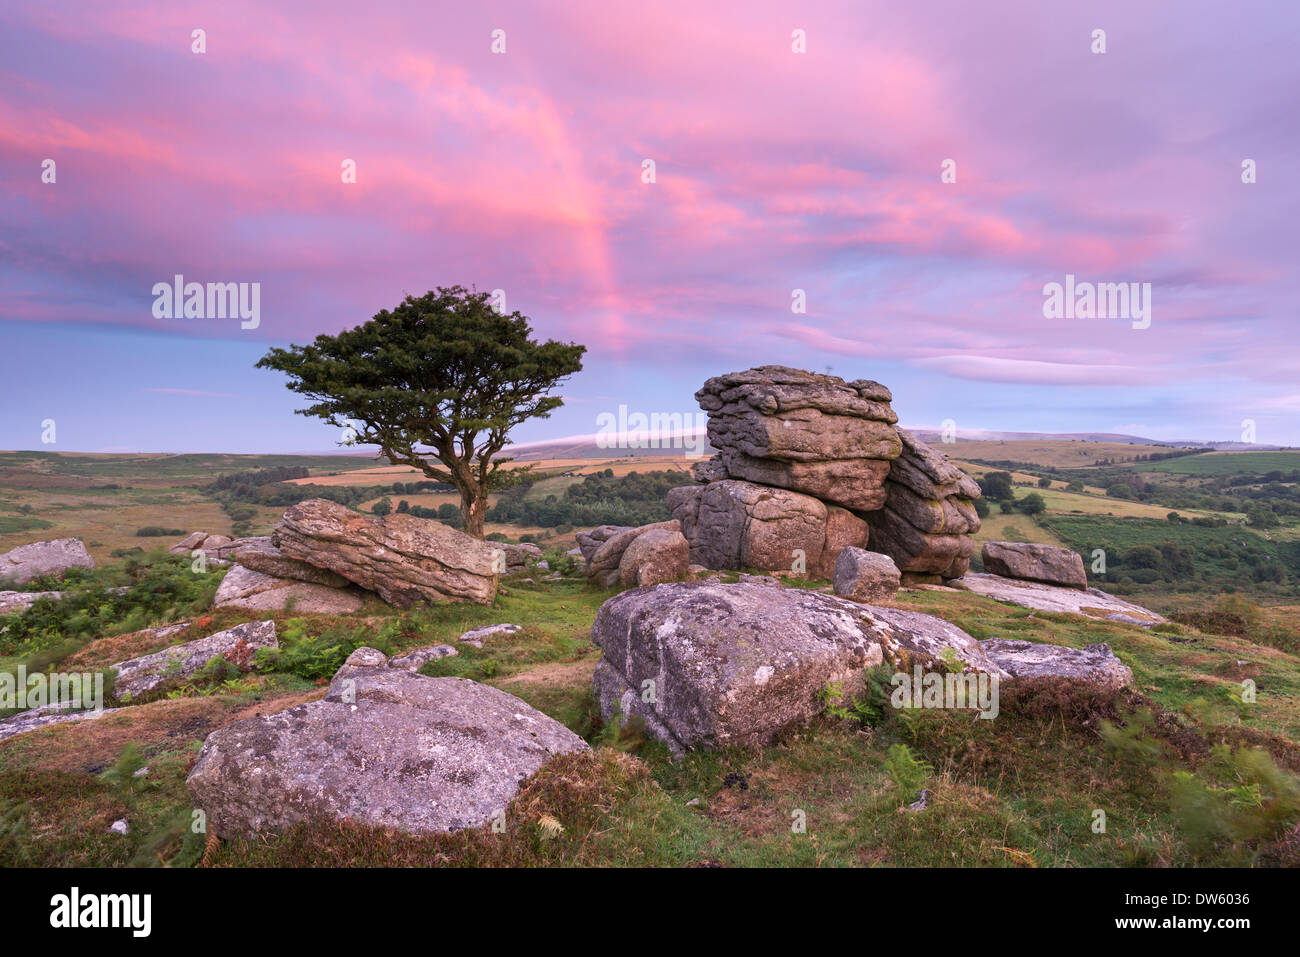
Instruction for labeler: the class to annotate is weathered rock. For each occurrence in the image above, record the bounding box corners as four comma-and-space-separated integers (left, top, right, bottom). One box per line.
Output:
866, 429, 981, 580
457, 623, 521, 647
186, 651, 589, 835
618, 528, 689, 587
576, 525, 629, 563
272, 499, 498, 606
112, 620, 278, 700
694, 366, 902, 510
668, 479, 866, 578
0, 538, 94, 586
833, 547, 901, 602
950, 573, 1166, 624
231, 538, 351, 587
982, 639, 1134, 690
389, 644, 459, 670
591, 580, 1005, 751
213, 564, 365, 614
981, 542, 1087, 590
490, 541, 544, 576
168, 531, 209, 554
584, 521, 681, 588
209, 536, 267, 560
0, 590, 61, 615
0, 701, 123, 742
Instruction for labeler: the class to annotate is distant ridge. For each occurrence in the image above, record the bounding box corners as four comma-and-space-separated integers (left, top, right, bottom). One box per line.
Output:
260, 430, 1289, 460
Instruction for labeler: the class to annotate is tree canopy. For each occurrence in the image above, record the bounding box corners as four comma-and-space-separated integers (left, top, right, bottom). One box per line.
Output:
256, 286, 585, 537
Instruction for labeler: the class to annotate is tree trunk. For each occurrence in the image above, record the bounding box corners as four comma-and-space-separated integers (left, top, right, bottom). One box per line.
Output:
459, 491, 487, 539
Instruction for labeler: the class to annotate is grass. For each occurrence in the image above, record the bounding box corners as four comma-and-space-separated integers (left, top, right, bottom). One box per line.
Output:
2, 449, 1299, 867
3, 565, 1298, 868
1144, 451, 1300, 476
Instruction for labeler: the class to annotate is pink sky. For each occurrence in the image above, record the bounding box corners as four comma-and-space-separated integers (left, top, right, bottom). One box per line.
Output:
2, 0, 1298, 451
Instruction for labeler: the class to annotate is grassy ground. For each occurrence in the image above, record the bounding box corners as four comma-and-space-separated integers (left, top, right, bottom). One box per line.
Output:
3, 566, 1298, 869
2, 448, 1299, 868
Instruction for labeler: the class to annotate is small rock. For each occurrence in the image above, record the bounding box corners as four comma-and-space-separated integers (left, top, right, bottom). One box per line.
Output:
833, 547, 901, 602
110, 819, 129, 835
981, 541, 1087, 590
389, 644, 459, 670
458, 623, 521, 645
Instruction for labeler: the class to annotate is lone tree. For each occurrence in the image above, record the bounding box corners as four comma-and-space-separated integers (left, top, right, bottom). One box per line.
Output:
257, 286, 585, 538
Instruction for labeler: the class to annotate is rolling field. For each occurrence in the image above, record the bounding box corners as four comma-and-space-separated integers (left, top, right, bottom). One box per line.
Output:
937, 439, 1180, 468
1143, 450, 1300, 475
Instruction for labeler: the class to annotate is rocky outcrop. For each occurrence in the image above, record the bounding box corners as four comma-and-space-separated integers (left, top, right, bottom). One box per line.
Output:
866, 429, 981, 582
833, 547, 901, 602
950, 573, 1165, 625
644, 368, 981, 586
229, 538, 351, 587
981, 542, 1087, 590
591, 580, 1005, 752
667, 480, 867, 578
0, 538, 94, 585
213, 564, 365, 614
186, 648, 589, 836
694, 366, 901, 510
982, 639, 1134, 689
112, 620, 278, 700
271, 499, 498, 606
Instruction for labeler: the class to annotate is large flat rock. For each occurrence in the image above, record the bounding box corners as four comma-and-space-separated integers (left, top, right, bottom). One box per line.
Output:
187, 649, 589, 836
950, 573, 1165, 624
272, 499, 498, 606
0, 702, 124, 742
591, 579, 1005, 752
213, 564, 365, 614
982, 639, 1134, 690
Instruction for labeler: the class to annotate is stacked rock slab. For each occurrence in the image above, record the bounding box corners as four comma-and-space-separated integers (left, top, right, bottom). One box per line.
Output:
694, 366, 902, 510
668, 367, 980, 582
866, 428, 982, 583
